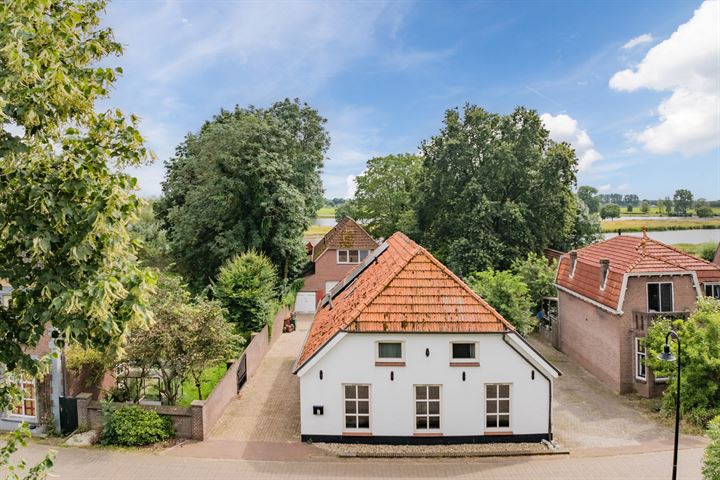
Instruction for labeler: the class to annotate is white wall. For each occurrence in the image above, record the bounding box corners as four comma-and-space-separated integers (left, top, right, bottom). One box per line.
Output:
299, 333, 552, 437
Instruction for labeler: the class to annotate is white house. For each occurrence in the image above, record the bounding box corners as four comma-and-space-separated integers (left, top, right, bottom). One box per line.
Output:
293, 232, 561, 444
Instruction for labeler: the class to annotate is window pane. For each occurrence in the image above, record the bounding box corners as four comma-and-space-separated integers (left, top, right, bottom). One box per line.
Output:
338, 251, 348, 262
499, 415, 510, 428
349, 250, 359, 262
346, 416, 356, 428
486, 416, 497, 428
647, 283, 660, 311
714, 285, 720, 298
429, 401, 440, 415
345, 385, 356, 399
707, 285, 713, 296
487, 400, 497, 413
416, 417, 427, 429
429, 386, 440, 399
345, 401, 356, 414
416, 401, 427, 414
452, 343, 475, 359
499, 384, 510, 398
358, 401, 369, 414
357, 385, 369, 399
486, 384, 497, 398
358, 416, 369, 429
499, 400, 510, 413
378, 342, 402, 359
429, 416, 440, 429
359, 250, 369, 261
637, 338, 645, 353
416, 386, 426, 399
660, 283, 673, 312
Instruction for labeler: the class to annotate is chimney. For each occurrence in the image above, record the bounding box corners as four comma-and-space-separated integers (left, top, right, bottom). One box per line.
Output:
569, 250, 577, 275
599, 259, 610, 288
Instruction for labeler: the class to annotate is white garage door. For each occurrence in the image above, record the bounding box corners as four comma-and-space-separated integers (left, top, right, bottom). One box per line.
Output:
295, 292, 317, 313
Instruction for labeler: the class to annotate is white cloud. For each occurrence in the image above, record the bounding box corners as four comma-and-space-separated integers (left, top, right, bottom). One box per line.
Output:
622, 33, 654, 49
345, 175, 358, 198
540, 113, 603, 171
609, 1, 720, 156
597, 184, 612, 192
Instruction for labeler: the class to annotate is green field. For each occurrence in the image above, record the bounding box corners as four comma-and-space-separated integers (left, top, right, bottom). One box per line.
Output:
672, 242, 717, 261
619, 206, 720, 217
178, 364, 228, 406
316, 207, 336, 218
601, 218, 720, 233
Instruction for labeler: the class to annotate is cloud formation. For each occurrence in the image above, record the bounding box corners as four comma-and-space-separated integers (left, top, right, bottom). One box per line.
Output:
609, 1, 719, 156
622, 33, 654, 49
540, 113, 602, 171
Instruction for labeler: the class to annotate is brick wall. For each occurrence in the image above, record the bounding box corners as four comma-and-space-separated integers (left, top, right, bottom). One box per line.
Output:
301, 249, 358, 295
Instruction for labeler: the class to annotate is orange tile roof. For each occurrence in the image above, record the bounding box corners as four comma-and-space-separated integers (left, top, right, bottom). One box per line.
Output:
556, 234, 720, 311
312, 216, 379, 262
295, 232, 514, 372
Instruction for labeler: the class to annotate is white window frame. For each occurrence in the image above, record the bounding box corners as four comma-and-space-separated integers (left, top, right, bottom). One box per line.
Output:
414, 384, 441, 432
342, 384, 371, 432
705, 283, 720, 299
635, 337, 646, 381
7, 376, 38, 421
485, 383, 512, 432
647, 282, 674, 313
449, 341, 478, 362
336, 250, 370, 265
375, 341, 404, 363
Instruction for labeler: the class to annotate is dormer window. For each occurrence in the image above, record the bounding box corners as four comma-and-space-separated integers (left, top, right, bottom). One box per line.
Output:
337, 250, 370, 264
599, 259, 610, 290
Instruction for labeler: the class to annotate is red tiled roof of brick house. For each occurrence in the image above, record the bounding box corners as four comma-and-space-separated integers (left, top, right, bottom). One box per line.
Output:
556, 233, 720, 312
295, 232, 514, 372
312, 216, 378, 262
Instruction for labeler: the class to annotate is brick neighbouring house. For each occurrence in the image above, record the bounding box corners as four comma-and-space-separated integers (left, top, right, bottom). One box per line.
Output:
554, 233, 720, 397
295, 216, 378, 313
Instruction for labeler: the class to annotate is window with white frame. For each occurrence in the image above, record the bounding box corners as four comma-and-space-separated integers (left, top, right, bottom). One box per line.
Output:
376, 341, 403, 362
485, 384, 511, 430
415, 385, 441, 431
635, 337, 646, 380
705, 283, 720, 299
337, 250, 370, 264
647, 282, 673, 312
9, 375, 37, 420
343, 384, 370, 430
450, 342, 477, 361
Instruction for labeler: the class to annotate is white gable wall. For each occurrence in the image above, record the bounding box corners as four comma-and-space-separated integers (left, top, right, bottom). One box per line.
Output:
299, 332, 552, 438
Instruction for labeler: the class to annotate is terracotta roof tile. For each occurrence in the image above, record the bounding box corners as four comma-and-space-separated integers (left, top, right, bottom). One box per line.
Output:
294, 232, 514, 372
312, 216, 378, 261
556, 234, 720, 311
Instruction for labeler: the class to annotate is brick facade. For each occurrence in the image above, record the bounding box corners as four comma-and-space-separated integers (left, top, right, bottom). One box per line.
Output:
300, 249, 362, 297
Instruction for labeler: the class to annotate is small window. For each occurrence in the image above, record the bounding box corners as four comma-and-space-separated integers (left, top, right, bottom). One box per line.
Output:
344, 384, 370, 430
451, 342, 476, 360
647, 283, 673, 312
348, 250, 359, 263
705, 283, 720, 299
8, 375, 37, 420
635, 338, 646, 380
485, 384, 511, 431
359, 250, 369, 261
415, 385, 441, 431
337, 250, 348, 263
377, 342, 403, 360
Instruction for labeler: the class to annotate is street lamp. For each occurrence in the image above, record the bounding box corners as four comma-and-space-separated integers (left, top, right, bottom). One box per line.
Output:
658, 330, 681, 480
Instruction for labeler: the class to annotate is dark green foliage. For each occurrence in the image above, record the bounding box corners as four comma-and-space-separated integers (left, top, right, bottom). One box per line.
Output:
646, 299, 720, 428
556, 196, 602, 250
600, 203, 621, 219
578, 186, 600, 214
705, 415, 720, 480
415, 105, 577, 276
213, 251, 278, 333
337, 153, 422, 238
156, 99, 328, 289
101, 405, 174, 446
511, 253, 557, 308
673, 189, 693, 216
697, 205, 714, 218
467, 269, 534, 334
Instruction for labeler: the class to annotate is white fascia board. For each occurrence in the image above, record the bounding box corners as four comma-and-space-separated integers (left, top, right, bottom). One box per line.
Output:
295, 331, 347, 378
504, 332, 560, 378
555, 284, 621, 315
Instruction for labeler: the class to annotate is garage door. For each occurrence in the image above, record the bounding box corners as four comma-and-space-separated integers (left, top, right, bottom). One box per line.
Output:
295, 292, 317, 313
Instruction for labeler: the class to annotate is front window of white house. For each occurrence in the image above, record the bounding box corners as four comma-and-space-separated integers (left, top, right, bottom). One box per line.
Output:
635, 338, 646, 380
485, 384, 511, 431
705, 283, 720, 299
376, 341, 404, 364
450, 342, 478, 364
343, 384, 370, 430
9, 375, 37, 420
337, 250, 370, 264
415, 385, 441, 431
647, 282, 673, 312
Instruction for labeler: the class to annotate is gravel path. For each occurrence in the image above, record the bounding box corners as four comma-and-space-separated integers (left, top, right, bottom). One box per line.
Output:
315, 441, 556, 458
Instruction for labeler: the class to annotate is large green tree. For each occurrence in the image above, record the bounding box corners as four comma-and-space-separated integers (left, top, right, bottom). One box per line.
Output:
577, 186, 600, 214
336, 153, 421, 238
156, 100, 327, 288
415, 105, 577, 275
673, 188, 693, 216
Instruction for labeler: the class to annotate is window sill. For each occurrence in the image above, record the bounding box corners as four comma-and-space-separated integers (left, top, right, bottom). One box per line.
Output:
375, 361, 405, 367
413, 432, 443, 437
449, 361, 480, 367
484, 430, 513, 436
342, 431, 372, 437
655, 378, 669, 384
635, 377, 647, 383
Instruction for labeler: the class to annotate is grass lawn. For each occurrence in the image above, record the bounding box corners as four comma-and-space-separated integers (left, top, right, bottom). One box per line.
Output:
672, 242, 717, 261
305, 224, 332, 236
601, 218, 720, 233
178, 364, 228, 406
316, 207, 336, 218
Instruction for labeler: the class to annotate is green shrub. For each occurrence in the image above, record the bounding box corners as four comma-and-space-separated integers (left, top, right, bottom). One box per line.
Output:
101, 405, 174, 446
511, 252, 557, 309
467, 269, 534, 334
705, 415, 720, 480
697, 205, 714, 218
600, 203, 621, 219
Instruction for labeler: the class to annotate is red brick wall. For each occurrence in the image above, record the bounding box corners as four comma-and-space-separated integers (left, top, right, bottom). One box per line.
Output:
301, 249, 359, 295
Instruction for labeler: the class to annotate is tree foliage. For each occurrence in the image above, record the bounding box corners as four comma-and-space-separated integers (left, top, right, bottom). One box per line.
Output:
646, 298, 720, 428
673, 188, 693, 216
511, 253, 557, 309
213, 251, 278, 334
415, 106, 577, 276
467, 269, 534, 334
600, 203, 621, 219
705, 415, 720, 480
556, 196, 602, 250
156, 99, 328, 288
577, 186, 600, 214
337, 154, 422, 238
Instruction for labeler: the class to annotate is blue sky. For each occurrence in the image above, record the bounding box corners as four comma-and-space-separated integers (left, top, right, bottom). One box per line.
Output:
102, 0, 719, 200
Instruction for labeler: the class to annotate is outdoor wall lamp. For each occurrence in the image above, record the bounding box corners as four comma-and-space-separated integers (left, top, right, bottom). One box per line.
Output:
658, 330, 681, 480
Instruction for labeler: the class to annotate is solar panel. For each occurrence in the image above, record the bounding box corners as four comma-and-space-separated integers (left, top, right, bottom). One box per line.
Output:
320, 241, 389, 308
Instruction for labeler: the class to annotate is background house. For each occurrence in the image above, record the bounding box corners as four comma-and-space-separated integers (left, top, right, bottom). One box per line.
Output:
554, 233, 720, 397
295, 216, 378, 313
294, 232, 560, 444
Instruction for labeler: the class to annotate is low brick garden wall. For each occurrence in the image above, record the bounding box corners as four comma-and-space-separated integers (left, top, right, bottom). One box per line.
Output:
76, 306, 292, 440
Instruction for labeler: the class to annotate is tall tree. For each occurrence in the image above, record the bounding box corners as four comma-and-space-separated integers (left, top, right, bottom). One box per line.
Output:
415, 105, 577, 275
156, 99, 328, 288
556, 196, 602, 250
577, 186, 600, 214
337, 153, 422, 238
673, 188, 693, 216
